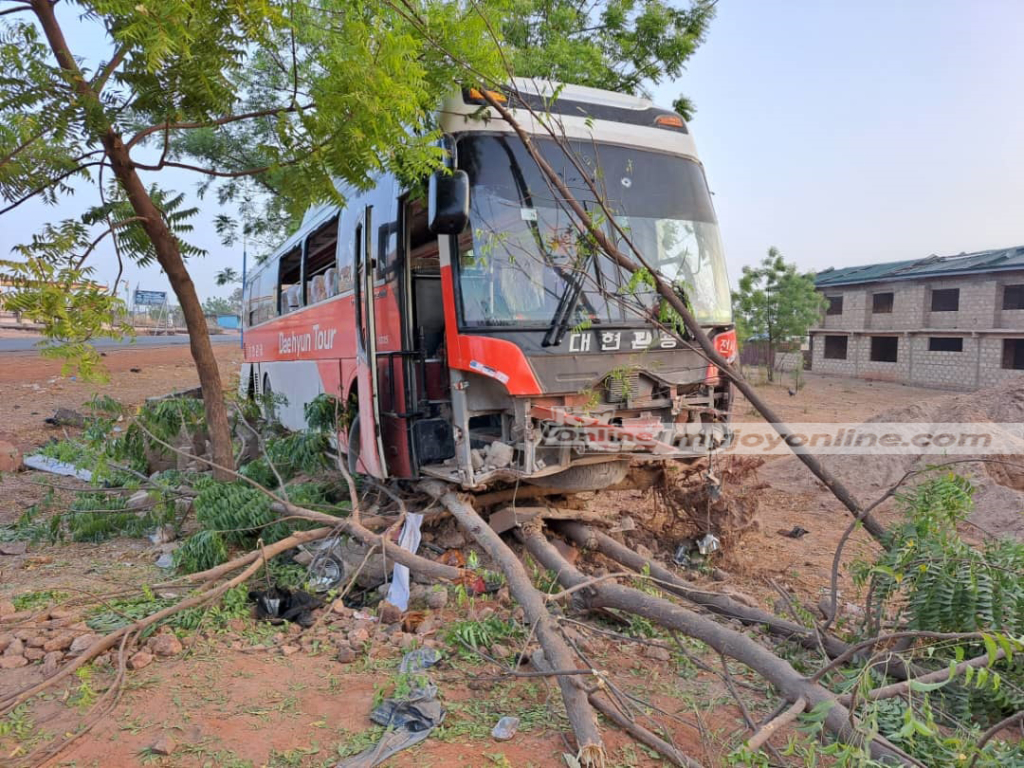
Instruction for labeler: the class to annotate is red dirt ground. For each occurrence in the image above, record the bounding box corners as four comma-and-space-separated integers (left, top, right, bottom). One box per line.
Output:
0, 347, 957, 767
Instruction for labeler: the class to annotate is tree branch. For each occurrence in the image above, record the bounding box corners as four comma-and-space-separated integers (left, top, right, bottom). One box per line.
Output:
124, 103, 312, 150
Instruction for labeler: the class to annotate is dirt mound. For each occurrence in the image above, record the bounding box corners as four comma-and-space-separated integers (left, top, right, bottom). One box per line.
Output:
761, 377, 1024, 540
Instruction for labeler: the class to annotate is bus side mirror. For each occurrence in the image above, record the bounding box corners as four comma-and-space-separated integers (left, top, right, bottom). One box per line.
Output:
428, 170, 469, 235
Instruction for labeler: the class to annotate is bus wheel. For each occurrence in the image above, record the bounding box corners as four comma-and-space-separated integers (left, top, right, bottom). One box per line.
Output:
346, 414, 361, 476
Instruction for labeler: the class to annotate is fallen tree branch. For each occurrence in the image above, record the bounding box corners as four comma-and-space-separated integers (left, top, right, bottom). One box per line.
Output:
421, 480, 606, 766
747, 697, 806, 752
518, 525, 918, 766
557, 522, 851, 658
840, 648, 1006, 706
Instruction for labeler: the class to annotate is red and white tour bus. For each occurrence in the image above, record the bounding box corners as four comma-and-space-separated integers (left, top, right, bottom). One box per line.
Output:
240, 80, 736, 492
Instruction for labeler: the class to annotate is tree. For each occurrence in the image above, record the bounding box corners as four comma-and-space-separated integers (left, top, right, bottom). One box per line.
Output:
202, 296, 236, 317
731, 247, 825, 380
0, 0, 504, 477
503, 0, 715, 119
176, 0, 717, 252
215, 268, 240, 287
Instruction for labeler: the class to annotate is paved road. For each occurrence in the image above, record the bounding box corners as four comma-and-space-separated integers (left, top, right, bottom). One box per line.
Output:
0, 333, 241, 353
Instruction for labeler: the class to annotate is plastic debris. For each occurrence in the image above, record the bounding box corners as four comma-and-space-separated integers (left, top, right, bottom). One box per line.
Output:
22, 454, 92, 481
491, 716, 520, 741
155, 552, 175, 569
337, 649, 445, 768
248, 586, 323, 627
399, 646, 441, 673
385, 513, 424, 611
673, 539, 695, 567
778, 525, 810, 539
696, 532, 720, 556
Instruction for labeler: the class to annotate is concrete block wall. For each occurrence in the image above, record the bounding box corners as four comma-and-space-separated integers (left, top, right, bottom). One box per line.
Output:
978, 336, 1024, 388
811, 270, 1024, 390
906, 335, 981, 389
924, 277, 998, 329
821, 289, 867, 330
869, 282, 925, 330
811, 333, 858, 375
855, 333, 909, 382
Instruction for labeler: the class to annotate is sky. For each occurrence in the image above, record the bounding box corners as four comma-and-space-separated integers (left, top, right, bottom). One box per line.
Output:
2, 0, 1023, 302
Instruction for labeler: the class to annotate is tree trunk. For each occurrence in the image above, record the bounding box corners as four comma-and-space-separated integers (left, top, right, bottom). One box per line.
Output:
31, 0, 235, 480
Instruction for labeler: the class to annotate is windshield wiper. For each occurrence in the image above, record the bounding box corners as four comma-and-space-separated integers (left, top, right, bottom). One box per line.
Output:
542, 264, 587, 347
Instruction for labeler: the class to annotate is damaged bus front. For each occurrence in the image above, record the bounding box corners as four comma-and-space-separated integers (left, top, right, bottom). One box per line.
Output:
426, 83, 736, 490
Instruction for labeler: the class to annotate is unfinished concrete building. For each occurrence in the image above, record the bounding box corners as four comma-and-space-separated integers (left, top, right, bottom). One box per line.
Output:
809, 246, 1024, 389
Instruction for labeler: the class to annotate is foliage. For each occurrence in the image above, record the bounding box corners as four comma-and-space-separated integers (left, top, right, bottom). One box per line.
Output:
303, 394, 346, 433
202, 296, 237, 316
0, 247, 131, 381
447, 615, 524, 655
732, 247, 825, 346
12, 589, 68, 612
65, 488, 175, 542
239, 431, 331, 489
838, 472, 1024, 762
503, 0, 716, 120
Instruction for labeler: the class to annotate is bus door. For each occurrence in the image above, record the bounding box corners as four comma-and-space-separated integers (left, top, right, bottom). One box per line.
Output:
354, 204, 388, 478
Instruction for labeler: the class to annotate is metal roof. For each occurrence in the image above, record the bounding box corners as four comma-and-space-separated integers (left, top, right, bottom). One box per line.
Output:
815, 245, 1024, 288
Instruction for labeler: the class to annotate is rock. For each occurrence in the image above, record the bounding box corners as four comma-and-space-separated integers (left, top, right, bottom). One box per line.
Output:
485, 441, 514, 469
48, 607, 72, 620
335, 645, 357, 664
0, 440, 23, 472
636, 543, 654, 561
0, 655, 28, 669
408, 584, 428, 607
149, 734, 176, 756
495, 586, 511, 606
470, 449, 484, 470
148, 634, 183, 657
126, 490, 152, 511
24, 647, 44, 661
0, 634, 11, 652
42, 651, 63, 677
128, 651, 154, 670
490, 643, 510, 660
280, 644, 301, 656
43, 633, 74, 652
14, 629, 33, 641
26, 635, 46, 648
0, 601, 15, 617
426, 588, 448, 611
5, 638, 25, 657
644, 645, 672, 662
0, 541, 28, 556
68, 634, 101, 655
378, 601, 402, 626
331, 599, 352, 617
435, 526, 466, 550
348, 627, 371, 646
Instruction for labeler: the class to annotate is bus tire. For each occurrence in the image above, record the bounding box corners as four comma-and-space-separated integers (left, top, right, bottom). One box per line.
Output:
525, 460, 630, 493
347, 415, 361, 476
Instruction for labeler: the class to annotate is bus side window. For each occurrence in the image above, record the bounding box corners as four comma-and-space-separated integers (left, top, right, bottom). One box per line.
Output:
336, 209, 355, 294
278, 247, 302, 314
304, 217, 340, 304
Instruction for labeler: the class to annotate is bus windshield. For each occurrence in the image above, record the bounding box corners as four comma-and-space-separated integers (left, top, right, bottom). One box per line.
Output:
455, 134, 732, 329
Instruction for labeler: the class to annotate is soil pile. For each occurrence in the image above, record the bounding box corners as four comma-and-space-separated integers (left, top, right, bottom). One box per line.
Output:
761, 378, 1024, 540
